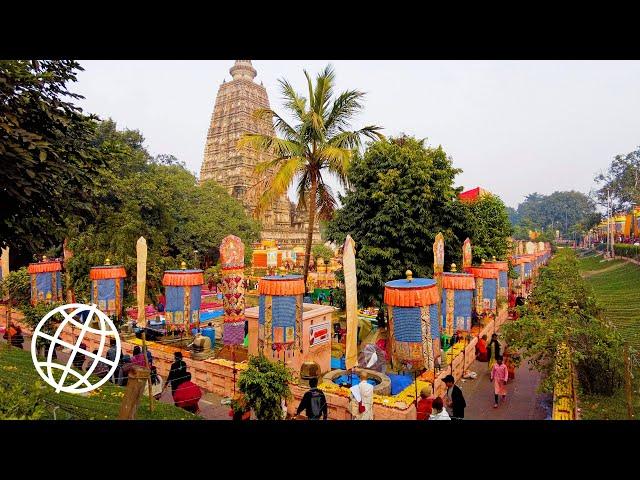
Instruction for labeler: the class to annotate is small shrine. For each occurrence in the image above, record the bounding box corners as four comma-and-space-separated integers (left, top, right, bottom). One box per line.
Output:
27, 256, 63, 305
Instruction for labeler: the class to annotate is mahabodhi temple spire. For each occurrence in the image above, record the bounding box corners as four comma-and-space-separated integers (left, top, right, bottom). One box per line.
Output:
199, 60, 320, 247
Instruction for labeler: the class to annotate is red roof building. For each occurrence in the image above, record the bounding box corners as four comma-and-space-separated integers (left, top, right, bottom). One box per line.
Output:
458, 187, 490, 203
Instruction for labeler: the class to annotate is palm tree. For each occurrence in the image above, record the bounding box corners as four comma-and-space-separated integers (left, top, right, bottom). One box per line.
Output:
238, 65, 383, 290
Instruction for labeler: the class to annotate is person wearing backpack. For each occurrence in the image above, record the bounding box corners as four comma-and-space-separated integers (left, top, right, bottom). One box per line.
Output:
295, 377, 328, 420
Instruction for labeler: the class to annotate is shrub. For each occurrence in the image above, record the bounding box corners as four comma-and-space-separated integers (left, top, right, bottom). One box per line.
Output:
0, 267, 31, 308
0, 381, 47, 420
238, 355, 293, 420
614, 243, 640, 260
502, 248, 625, 395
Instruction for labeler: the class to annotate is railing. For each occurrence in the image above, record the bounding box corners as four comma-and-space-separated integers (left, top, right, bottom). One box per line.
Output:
552, 343, 578, 420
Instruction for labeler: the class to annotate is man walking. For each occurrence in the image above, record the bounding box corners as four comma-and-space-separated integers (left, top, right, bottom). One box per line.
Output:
443, 374, 466, 420
295, 377, 328, 420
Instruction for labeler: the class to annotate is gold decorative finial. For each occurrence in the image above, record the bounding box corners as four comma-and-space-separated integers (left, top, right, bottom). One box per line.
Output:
42, 255, 47, 261
450, 263, 457, 272
180, 261, 187, 270
405, 269, 413, 281
481, 258, 486, 264
105, 257, 111, 265
492, 255, 497, 262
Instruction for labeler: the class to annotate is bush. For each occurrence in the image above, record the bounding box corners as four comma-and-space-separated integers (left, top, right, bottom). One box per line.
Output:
312, 244, 334, 262
614, 243, 640, 260
502, 249, 625, 396
0, 267, 31, 308
238, 355, 293, 420
0, 380, 47, 420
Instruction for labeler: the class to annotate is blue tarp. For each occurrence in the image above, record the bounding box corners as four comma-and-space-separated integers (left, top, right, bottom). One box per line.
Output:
387, 373, 414, 395
331, 357, 346, 369
332, 374, 377, 387
200, 310, 223, 322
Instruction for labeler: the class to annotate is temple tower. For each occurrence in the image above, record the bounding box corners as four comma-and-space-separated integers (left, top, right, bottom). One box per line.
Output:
200, 60, 320, 246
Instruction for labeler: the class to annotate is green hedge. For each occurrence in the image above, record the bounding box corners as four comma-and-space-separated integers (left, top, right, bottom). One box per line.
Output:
614, 244, 640, 260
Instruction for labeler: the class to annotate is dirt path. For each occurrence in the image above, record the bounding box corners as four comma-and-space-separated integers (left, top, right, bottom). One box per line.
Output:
581, 259, 629, 278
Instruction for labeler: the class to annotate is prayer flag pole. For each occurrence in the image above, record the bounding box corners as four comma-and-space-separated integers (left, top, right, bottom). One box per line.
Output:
343, 236, 358, 372
136, 237, 153, 410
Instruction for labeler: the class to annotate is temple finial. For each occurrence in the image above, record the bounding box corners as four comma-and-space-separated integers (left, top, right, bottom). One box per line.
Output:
230, 60, 257, 81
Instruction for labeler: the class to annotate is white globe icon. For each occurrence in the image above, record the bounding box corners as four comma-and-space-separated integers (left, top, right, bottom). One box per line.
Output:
31, 303, 121, 394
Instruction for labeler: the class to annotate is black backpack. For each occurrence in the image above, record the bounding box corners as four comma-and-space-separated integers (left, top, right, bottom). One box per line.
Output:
309, 389, 326, 419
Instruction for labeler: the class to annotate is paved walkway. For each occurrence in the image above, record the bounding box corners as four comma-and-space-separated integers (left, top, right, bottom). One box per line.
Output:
457, 359, 551, 420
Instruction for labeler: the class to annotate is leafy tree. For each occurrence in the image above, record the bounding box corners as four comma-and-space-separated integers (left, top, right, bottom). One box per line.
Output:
311, 244, 334, 262
326, 136, 465, 306
239, 65, 383, 290
514, 191, 599, 238
0, 267, 30, 307
238, 355, 293, 420
595, 146, 640, 210
65, 121, 260, 304
459, 193, 513, 262
502, 249, 624, 395
0, 60, 104, 258
506, 206, 520, 226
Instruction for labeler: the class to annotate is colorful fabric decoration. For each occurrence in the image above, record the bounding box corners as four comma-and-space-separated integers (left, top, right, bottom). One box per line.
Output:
90, 265, 126, 319
27, 260, 63, 305
257, 274, 304, 358
385, 276, 439, 372
441, 271, 475, 334
162, 269, 204, 331
220, 235, 246, 345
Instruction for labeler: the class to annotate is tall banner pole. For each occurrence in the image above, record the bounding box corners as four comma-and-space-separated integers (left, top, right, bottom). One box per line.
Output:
1, 247, 10, 348
343, 235, 358, 371
434, 233, 445, 374
220, 235, 245, 397
136, 237, 153, 410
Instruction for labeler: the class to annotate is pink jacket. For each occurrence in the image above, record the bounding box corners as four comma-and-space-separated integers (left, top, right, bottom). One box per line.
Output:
491, 363, 509, 383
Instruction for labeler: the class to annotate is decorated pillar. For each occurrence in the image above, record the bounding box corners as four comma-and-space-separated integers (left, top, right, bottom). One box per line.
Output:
384, 271, 439, 372
441, 264, 476, 336
0, 247, 9, 281
220, 235, 246, 345
162, 263, 204, 333
484, 256, 509, 301
90, 259, 126, 319
27, 257, 62, 305
465, 260, 499, 321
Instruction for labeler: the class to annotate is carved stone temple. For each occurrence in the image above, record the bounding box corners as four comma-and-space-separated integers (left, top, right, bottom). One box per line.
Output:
200, 60, 320, 247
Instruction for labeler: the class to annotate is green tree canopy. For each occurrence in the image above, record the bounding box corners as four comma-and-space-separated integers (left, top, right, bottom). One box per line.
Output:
459, 193, 513, 263
595, 146, 640, 210
0, 60, 104, 259
65, 120, 260, 304
326, 136, 465, 306
512, 191, 600, 239
311, 244, 334, 261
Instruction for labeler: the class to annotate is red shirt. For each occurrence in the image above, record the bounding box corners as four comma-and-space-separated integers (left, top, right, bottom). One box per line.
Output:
173, 381, 202, 409
416, 396, 434, 420
476, 338, 487, 354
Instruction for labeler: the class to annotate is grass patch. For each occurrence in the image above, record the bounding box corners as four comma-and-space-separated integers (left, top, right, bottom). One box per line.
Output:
576, 254, 640, 419
0, 346, 200, 420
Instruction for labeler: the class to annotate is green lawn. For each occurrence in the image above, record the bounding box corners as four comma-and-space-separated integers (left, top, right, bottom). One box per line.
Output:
577, 254, 640, 419
0, 346, 199, 420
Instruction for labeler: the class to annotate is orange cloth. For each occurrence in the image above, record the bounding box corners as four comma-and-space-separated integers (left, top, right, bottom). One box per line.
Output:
258, 278, 305, 296
89, 266, 126, 280
441, 273, 475, 290
27, 261, 62, 273
416, 396, 435, 420
384, 285, 439, 307
162, 271, 204, 286
465, 267, 499, 279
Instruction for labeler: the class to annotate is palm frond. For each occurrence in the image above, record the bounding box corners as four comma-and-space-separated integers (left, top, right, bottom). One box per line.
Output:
304, 70, 315, 111
325, 89, 365, 134
255, 157, 304, 215
314, 65, 335, 117
278, 78, 307, 121
238, 134, 303, 159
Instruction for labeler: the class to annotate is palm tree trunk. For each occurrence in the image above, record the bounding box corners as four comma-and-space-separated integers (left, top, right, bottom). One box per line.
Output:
303, 172, 318, 294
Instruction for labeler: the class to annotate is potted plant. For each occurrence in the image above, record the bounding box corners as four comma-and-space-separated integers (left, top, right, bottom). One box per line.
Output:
229, 394, 251, 421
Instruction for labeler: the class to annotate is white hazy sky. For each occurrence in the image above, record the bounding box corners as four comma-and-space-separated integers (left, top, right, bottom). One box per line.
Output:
74, 60, 640, 208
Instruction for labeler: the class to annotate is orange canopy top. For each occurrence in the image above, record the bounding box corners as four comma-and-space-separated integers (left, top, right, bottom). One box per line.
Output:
258, 275, 305, 296
483, 261, 508, 271
90, 265, 127, 280
464, 266, 499, 279
162, 270, 204, 286
27, 260, 62, 274
441, 272, 476, 290
384, 278, 439, 307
